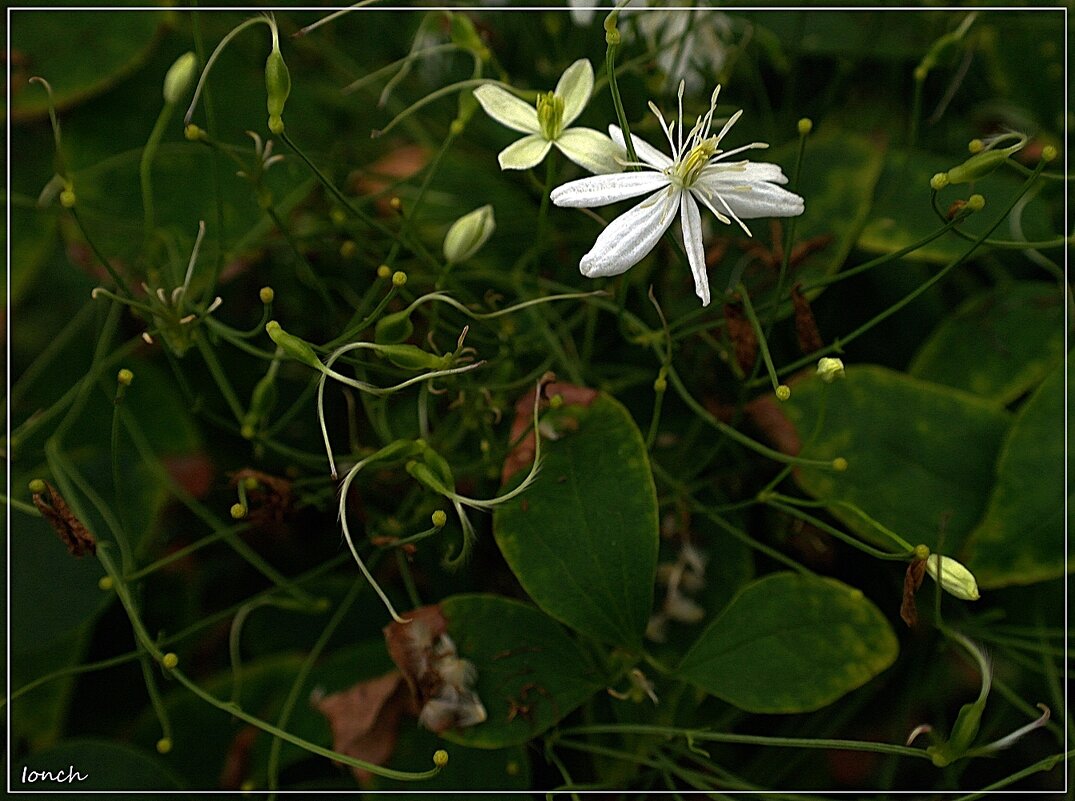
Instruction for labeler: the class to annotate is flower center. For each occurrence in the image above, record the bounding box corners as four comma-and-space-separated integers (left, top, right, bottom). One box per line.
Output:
537, 91, 565, 140
669, 136, 718, 189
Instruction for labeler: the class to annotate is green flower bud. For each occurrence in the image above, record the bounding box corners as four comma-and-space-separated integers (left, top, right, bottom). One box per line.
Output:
930, 172, 950, 191
242, 372, 277, 438
375, 343, 453, 371
407, 448, 456, 495
966, 194, 985, 212
163, 51, 198, 105
775, 385, 791, 401
816, 356, 845, 383
797, 118, 813, 136
392, 270, 407, 287
946, 149, 1011, 184
265, 42, 291, 132
117, 368, 134, 386
443, 204, 495, 265
265, 321, 322, 371
924, 554, 980, 601
259, 286, 274, 304
431, 510, 448, 527
374, 308, 415, 344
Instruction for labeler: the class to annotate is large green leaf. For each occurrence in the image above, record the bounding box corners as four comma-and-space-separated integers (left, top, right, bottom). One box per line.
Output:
14, 738, 184, 792
964, 363, 1069, 587
493, 393, 659, 650
909, 281, 1065, 403
676, 572, 898, 713
439, 594, 604, 748
779, 365, 1011, 552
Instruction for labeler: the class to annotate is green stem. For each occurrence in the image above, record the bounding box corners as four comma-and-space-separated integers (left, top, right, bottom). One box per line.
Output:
140, 102, 175, 251
764, 498, 909, 561
69, 208, 134, 297
193, 329, 245, 424
737, 282, 785, 397
604, 11, 638, 167
929, 190, 1069, 249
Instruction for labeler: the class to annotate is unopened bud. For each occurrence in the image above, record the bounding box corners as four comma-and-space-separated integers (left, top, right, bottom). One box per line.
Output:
259, 286, 274, 304
265, 321, 323, 371
443, 204, 496, 265
775, 385, 791, 401
797, 117, 813, 136
163, 51, 197, 105
376, 264, 392, 279
433, 749, 449, 768
161, 653, 179, 669
816, 357, 845, 383
432, 510, 448, 527
966, 194, 985, 212
1042, 145, 1057, 162
930, 172, 950, 191
59, 188, 76, 208
184, 124, 205, 141
117, 368, 134, 386
392, 270, 408, 288
265, 42, 291, 133
924, 554, 980, 601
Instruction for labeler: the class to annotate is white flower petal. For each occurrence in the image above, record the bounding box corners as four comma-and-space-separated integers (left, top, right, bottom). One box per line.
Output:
473, 85, 539, 134
700, 170, 805, 219
497, 135, 552, 170
554, 127, 626, 174
579, 189, 680, 277
556, 59, 593, 127
708, 161, 789, 185
609, 125, 674, 170
680, 192, 711, 306
551, 170, 670, 208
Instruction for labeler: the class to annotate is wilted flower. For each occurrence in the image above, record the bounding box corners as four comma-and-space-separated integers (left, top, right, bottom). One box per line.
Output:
816, 357, 845, 383
474, 59, 623, 174
550, 83, 804, 306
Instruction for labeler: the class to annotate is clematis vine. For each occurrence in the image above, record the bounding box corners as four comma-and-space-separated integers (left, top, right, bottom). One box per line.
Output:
474, 59, 623, 174
550, 83, 804, 306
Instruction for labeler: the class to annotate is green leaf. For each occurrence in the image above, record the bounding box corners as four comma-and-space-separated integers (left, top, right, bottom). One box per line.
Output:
8, 11, 165, 121
909, 282, 1065, 403
676, 572, 898, 713
779, 365, 1011, 552
493, 393, 659, 649
858, 150, 1055, 264
439, 594, 604, 748
14, 738, 184, 791
964, 363, 1069, 587
746, 131, 885, 315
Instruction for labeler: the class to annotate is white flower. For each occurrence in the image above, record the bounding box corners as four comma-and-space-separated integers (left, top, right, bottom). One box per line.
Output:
474, 59, 624, 174
550, 84, 804, 306
924, 554, 980, 601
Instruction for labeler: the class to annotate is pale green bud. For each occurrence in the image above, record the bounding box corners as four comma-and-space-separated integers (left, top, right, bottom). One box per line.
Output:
163, 52, 198, 105
265, 321, 322, 371
443, 204, 495, 265
924, 554, 980, 601
817, 357, 845, 383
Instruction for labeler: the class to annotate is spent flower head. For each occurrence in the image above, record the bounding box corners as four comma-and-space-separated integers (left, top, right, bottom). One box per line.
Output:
551, 83, 804, 306
474, 59, 624, 174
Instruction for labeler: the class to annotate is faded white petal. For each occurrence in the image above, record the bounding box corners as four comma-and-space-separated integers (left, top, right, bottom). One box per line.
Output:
498, 135, 552, 170
473, 84, 539, 134
554, 127, 625, 174
551, 171, 669, 208
610, 124, 674, 170
556, 58, 593, 127
579, 188, 679, 277
680, 192, 711, 306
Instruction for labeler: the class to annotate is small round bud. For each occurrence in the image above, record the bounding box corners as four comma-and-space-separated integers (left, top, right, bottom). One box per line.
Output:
243, 476, 258, 490
163, 51, 198, 105
797, 118, 813, 136
967, 138, 984, 154
449, 118, 466, 137
433, 749, 449, 768
392, 271, 408, 288
156, 737, 173, 755
432, 510, 448, 527
929, 172, 949, 191
59, 189, 76, 208
98, 576, 114, 591
268, 115, 285, 135
775, 385, 791, 401
184, 124, 205, 141
161, 652, 179, 669
816, 357, 845, 383
28, 478, 46, 494
966, 194, 985, 212
240, 424, 255, 440
117, 368, 134, 386
376, 264, 392, 279
832, 457, 848, 472
549, 394, 564, 409
389, 197, 402, 211
913, 65, 927, 82
339, 240, 357, 258
230, 503, 247, 520
653, 375, 667, 393
1042, 145, 1057, 163
913, 543, 930, 560
259, 286, 274, 304
330, 208, 346, 226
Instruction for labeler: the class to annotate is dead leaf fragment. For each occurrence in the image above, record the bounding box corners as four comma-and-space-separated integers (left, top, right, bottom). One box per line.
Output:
32, 481, 96, 557
501, 377, 598, 483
